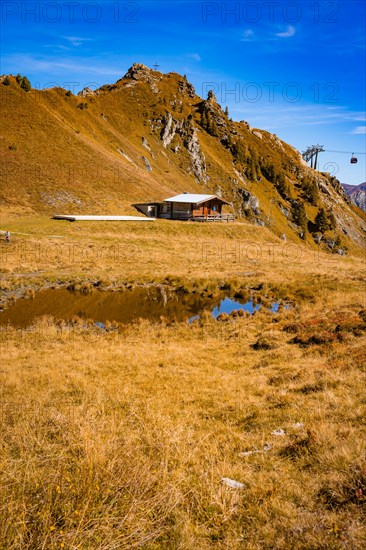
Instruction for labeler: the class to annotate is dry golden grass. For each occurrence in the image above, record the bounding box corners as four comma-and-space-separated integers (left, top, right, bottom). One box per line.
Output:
1, 215, 364, 284
0, 217, 365, 548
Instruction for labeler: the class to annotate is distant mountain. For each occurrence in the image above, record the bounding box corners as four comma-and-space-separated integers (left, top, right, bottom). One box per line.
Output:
342, 182, 366, 212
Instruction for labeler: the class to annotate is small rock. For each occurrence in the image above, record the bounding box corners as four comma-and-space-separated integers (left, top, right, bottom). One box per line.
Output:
118, 148, 133, 162
239, 443, 272, 457
239, 450, 257, 457
271, 429, 286, 436
142, 137, 155, 158
221, 478, 245, 489
279, 204, 290, 218
325, 239, 336, 249
141, 156, 152, 172
142, 137, 150, 151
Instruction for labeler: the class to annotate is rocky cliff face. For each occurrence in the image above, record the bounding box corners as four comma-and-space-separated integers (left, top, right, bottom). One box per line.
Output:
158, 112, 207, 183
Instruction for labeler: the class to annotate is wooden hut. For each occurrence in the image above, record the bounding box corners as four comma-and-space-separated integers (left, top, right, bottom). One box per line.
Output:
133, 193, 233, 221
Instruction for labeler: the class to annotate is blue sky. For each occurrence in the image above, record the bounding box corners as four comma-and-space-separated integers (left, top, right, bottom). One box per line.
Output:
1, 0, 365, 184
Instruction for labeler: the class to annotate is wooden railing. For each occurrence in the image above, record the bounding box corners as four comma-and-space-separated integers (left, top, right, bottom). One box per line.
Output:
190, 214, 235, 223
169, 213, 235, 222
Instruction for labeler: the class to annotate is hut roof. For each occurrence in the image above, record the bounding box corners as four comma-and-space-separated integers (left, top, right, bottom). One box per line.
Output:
164, 194, 229, 205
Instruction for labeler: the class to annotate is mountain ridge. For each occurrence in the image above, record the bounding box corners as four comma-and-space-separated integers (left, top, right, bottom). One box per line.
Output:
1, 64, 365, 253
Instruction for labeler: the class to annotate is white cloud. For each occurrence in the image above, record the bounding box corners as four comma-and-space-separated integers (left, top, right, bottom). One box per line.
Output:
351, 126, 366, 134
275, 26, 296, 38
3, 53, 123, 77
189, 53, 202, 62
241, 29, 254, 42
63, 36, 92, 47
232, 104, 366, 132
243, 29, 254, 38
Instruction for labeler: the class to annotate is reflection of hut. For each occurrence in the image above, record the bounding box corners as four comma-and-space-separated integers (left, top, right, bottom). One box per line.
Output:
133, 193, 234, 221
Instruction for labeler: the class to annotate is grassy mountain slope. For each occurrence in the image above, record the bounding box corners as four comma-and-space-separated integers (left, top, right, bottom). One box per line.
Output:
1, 66, 365, 253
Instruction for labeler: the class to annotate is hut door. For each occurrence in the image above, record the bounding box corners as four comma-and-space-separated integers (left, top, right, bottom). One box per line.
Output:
148, 206, 157, 218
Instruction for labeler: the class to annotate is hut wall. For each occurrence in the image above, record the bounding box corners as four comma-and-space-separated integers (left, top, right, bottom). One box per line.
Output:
192, 199, 223, 217
171, 202, 191, 219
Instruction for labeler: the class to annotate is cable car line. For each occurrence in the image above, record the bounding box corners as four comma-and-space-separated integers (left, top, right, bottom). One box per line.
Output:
302, 145, 364, 167
323, 150, 366, 155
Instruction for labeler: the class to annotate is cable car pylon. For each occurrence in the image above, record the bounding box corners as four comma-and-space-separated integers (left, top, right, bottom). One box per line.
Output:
302, 145, 325, 170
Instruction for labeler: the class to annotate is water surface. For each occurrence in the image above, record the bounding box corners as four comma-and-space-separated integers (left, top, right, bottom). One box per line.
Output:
0, 287, 284, 328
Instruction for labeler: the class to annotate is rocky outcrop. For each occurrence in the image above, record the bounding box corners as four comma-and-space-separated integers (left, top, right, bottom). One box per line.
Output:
327, 176, 348, 198
252, 130, 263, 140
78, 87, 94, 97
161, 113, 177, 148
240, 121, 252, 131
207, 90, 217, 103
123, 63, 159, 93
237, 188, 260, 215
279, 203, 290, 218
200, 96, 226, 127
184, 128, 207, 184
124, 63, 150, 80
178, 78, 196, 98
270, 133, 284, 150
159, 112, 207, 183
